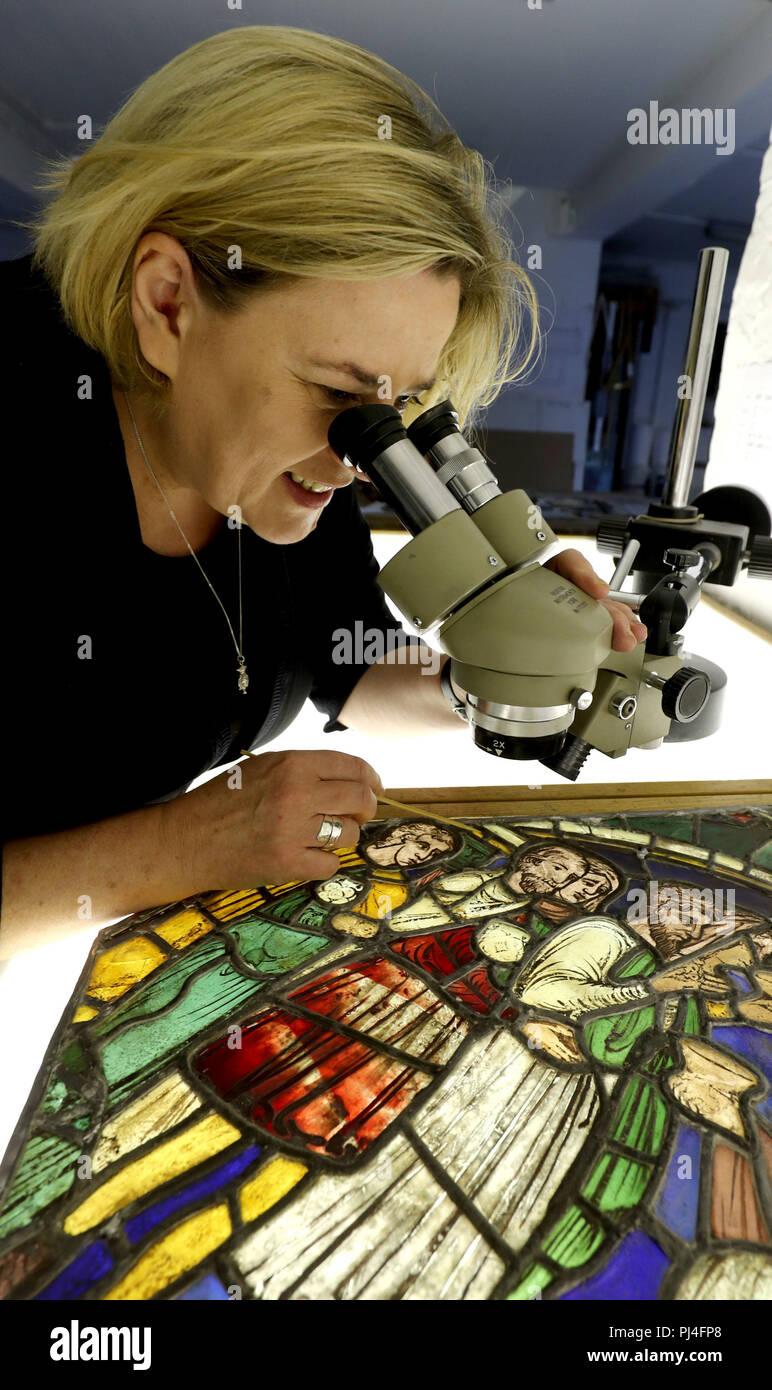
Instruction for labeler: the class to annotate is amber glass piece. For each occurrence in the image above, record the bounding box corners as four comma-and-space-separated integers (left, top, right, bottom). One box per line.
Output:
154, 909, 215, 950
85, 937, 168, 1002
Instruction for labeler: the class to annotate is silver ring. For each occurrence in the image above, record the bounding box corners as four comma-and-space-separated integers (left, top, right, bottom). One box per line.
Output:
316, 816, 343, 848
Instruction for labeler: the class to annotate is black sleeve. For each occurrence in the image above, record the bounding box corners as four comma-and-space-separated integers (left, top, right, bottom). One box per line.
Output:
295, 482, 423, 731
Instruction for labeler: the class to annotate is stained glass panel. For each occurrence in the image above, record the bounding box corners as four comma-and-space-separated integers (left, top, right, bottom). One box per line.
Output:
2, 805, 772, 1301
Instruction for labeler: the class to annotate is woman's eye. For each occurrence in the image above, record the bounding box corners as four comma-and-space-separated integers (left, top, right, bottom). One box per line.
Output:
323, 387, 360, 405
318, 386, 423, 413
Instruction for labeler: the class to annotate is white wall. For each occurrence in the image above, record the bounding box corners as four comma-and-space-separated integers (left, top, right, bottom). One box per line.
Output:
705, 122, 772, 629
481, 197, 602, 487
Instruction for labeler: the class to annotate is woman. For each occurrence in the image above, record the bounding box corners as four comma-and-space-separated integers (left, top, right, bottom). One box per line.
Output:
0, 27, 644, 956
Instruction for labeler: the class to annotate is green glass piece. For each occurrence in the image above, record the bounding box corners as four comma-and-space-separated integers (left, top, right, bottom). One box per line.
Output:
617, 948, 658, 979
92, 937, 227, 1039
452, 836, 501, 869
681, 996, 701, 1036
610, 1077, 668, 1156
296, 901, 330, 930
753, 841, 772, 871
60, 1038, 87, 1074
529, 914, 552, 939
491, 964, 512, 988
642, 1047, 676, 1076
582, 1151, 652, 1213
508, 1262, 554, 1300
584, 1005, 656, 1067
627, 814, 693, 842
263, 890, 313, 924
100, 962, 264, 1105
542, 1204, 605, 1268
230, 918, 328, 974
699, 817, 768, 858
41, 1079, 70, 1116
0, 1133, 80, 1239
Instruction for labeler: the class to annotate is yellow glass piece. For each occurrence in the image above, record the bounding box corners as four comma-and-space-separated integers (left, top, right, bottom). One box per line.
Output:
355, 879, 410, 919
85, 937, 168, 1002
482, 822, 527, 848
336, 847, 368, 871
73, 1005, 98, 1023
203, 888, 268, 921
330, 913, 379, 939
590, 828, 651, 845
105, 1204, 231, 1300
739, 970, 772, 1025
91, 1072, 203, 1175
705, 1000, 732, 1019
713, 852, 745, 872
64, 1113, 240, 1234
666, 1038, 758, 1139
558, 820, 590, 835
240, 1155, 307, 1223
653, 837, 709, 859
387, 893, 451, 932
155, 909, 214, 950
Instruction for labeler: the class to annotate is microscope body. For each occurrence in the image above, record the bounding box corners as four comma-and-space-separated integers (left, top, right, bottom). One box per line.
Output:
376, 485, 676, 762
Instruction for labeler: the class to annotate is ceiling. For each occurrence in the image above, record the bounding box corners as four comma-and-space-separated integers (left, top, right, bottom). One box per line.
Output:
1, 0, 771, 260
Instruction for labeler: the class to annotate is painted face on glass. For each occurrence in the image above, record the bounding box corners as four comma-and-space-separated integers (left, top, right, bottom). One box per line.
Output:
509, 847, 588, 895
557, 867, 619, 906
363, 822, 456, 868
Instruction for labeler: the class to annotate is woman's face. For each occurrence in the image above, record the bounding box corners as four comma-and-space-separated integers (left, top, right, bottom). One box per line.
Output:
127, 239, 462, 544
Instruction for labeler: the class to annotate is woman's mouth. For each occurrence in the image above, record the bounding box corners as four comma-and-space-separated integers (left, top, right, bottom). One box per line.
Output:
283, 471, 335, 509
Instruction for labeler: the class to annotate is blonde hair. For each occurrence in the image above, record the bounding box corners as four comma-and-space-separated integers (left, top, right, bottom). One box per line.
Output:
24, 25, 540, 429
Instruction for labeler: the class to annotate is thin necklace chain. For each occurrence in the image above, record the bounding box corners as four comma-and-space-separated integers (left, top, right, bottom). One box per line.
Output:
123, 391, 248, 693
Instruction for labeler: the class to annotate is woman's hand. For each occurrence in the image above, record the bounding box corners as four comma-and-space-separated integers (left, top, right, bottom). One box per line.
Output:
543, 548, 647, 653
169, 749, 384, 893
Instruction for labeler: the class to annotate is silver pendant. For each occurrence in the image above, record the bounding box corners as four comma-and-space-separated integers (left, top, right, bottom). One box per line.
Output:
237, 660, 249, 694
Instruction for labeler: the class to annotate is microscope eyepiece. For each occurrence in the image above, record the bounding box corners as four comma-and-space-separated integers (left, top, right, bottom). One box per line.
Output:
328, 404, 406, 473
405, 400, 460, 455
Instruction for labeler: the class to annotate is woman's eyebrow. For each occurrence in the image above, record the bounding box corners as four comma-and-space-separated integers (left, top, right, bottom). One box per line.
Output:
306, 357, 436, 394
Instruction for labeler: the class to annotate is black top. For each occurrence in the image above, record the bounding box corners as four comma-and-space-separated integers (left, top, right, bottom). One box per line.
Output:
1, 253, 404, 860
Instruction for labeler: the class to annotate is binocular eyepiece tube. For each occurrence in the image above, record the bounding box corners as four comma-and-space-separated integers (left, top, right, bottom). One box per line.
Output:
327, 403, 461, 535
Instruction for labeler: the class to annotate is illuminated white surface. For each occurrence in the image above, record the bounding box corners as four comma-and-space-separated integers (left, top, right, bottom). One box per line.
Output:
2, 532, 770, 1168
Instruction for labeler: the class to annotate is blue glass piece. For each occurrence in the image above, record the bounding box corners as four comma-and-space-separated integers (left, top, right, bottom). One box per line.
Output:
35, 1240, 113, 1300
725, 970, 753, 996
176, 1271, 231, 1301
125, 1144, 261, 1245
712, 1025, 772, 1124
560, 1230, 669, 1301
654, 1121, 701, 1239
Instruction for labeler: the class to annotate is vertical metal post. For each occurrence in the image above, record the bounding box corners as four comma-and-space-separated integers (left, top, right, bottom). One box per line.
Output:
661, 247, 729, 510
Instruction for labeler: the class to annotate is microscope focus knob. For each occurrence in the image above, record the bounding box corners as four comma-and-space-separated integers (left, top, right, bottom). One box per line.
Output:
661, 667, 711, 723
746, 535, 772, 578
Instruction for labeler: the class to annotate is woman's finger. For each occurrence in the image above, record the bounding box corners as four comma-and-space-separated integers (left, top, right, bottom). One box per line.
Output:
304, 814, 361, 851
600, 599, 647, 651
311, 778, 378, 823
544, 548, 610, 598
